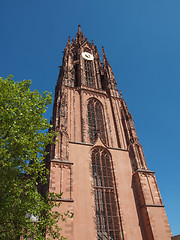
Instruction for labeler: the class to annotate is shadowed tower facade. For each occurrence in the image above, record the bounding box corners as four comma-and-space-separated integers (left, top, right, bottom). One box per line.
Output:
46, 26, 172, 240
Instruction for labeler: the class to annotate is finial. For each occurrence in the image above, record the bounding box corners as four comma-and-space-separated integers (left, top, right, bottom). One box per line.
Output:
78, 25, 81, 32
67, 36, 71, 45
102, 46, 107, 61
102, 46, 106, 55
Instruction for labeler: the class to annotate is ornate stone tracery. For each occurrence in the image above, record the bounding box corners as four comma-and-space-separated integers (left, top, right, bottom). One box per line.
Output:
87, 98, 107, 145
91, 147, 123, 240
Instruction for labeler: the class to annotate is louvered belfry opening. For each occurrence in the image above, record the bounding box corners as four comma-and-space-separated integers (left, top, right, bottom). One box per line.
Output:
84, 59, 95, 88
87, 98, 107, 144
92, 148, 122, 240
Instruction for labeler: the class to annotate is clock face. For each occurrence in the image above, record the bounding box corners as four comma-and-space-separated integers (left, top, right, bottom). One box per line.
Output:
82, 52, 94, 61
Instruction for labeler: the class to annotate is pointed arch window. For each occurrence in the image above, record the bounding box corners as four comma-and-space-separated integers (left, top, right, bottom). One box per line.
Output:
91, 148, 122, 240
87, 99, 107, 144
84, 59, 95, 88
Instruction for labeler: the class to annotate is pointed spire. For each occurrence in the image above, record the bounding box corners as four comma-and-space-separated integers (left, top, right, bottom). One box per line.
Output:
78, 25, 81, 33
65, 36, 71, 49
102, 46, 105, 55
75, 25, 85, 44
102, 46, 106, 56
102, 46, 108, 62
102, 46, 118, 96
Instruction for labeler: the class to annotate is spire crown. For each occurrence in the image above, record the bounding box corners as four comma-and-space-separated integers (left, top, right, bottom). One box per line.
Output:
102, 46, 107, 61
78, 25, 81, 32
75, 25, 85, 44
65, 36, 71, 47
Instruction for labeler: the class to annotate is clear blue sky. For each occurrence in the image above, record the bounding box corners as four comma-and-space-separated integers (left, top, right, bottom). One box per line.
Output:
0, 0, 180, 236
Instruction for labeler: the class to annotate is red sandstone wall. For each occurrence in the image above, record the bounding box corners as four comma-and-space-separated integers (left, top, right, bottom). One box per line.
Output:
111, 149, 143, 240
67, 142, 143, 240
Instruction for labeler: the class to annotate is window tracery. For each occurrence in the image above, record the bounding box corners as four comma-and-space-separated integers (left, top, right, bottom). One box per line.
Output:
84, 59, 95, 88
87, 99, 107, 144
91, 148, 122, 240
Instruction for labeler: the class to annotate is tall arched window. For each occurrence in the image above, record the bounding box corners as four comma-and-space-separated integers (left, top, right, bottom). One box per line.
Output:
87, 99, 107, 144
91, 148, 122, 240
84, 59, 95, 88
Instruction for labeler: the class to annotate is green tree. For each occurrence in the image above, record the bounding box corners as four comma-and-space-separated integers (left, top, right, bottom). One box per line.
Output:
0, 76, 68, 239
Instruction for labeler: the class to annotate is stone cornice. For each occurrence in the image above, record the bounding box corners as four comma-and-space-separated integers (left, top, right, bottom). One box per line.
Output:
53, 198, 74, 202
141, 204, 164, 208
133, 168, 155, 175
69, 141, 128, 151
77, 87, 108, 97
51, 159, 74, 165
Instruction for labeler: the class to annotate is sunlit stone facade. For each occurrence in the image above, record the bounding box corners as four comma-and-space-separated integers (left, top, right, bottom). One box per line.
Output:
46, 26, 172, 240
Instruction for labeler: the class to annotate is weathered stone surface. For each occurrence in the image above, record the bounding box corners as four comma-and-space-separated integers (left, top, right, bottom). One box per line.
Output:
45, 26, 172, 240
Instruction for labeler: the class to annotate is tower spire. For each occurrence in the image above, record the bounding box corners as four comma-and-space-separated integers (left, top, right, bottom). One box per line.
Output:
78, 24, 81, 32
46, 27, 172, 240
102, 46, 111, 68
102, 46, 119, 97
65, 36, 71, 48
75, 25, 85, 44
102, 46, 107, 59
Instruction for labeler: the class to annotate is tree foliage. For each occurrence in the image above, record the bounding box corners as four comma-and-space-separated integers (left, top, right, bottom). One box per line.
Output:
0, 76, 69, 239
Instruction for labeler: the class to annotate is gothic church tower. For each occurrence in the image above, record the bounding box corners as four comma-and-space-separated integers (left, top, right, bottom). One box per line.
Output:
46, 26, 172, 240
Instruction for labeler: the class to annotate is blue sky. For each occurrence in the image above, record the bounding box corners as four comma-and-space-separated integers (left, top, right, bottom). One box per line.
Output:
0, 0, 180, 236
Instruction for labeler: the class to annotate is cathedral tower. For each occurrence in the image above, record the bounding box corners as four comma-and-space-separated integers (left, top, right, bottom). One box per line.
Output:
46, 26, 172, 240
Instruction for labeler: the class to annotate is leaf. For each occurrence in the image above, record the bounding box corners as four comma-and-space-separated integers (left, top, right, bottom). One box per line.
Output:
0, 76, 71, 240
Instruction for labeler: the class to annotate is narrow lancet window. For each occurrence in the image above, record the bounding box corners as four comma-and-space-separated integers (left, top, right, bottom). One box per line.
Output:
84, 59, 95, 88
92, 148, 122, 240
88, 99, 107, 144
